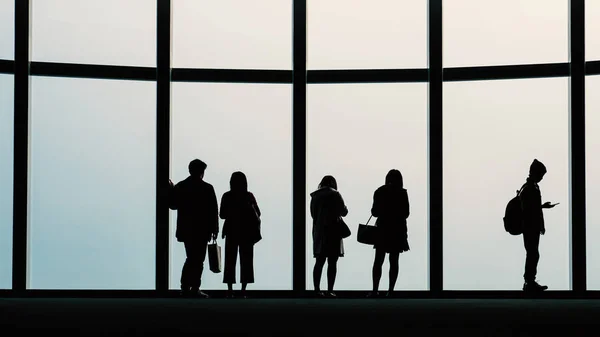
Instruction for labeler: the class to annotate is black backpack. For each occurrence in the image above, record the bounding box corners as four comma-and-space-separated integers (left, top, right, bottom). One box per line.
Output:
503, 184, 527, 235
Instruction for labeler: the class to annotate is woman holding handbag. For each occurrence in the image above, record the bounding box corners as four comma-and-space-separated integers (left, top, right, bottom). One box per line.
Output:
310, 175, 348, 298
367, 169, 410, 298
220, 171, 261, 298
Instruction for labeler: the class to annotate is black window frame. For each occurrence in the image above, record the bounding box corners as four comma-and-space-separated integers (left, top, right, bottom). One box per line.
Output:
1, 0, 596, 298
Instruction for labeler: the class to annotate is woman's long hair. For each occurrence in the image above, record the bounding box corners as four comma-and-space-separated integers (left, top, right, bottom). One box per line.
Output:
230, 171, 248, 192
385, 169, 403, 188
318, 175, 337, 190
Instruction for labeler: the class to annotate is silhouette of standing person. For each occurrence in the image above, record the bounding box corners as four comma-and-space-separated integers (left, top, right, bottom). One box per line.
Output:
520, 159, 556, 292
310, 175, 348, 298
220, 171, 261, 299
168, 159, 219, 298
367, 169, 410, 298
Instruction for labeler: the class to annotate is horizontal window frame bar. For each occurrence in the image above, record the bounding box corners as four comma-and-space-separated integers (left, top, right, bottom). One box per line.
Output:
444, 63, 570, 82
1, 290, 600, 299
172, 68, 292, 83
0, 59, 14, 74
587, 60, 600, 76
3, 61, 596, 83
30, 62, 156, 81
307, 69, 428, 83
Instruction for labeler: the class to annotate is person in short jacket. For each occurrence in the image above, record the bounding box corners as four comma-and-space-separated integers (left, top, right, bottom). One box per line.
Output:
520, 159, 556, 292
168, 159, 219, 298
310, 175, 348, 298
367, 169, 410, 298
220, 171, 261, 298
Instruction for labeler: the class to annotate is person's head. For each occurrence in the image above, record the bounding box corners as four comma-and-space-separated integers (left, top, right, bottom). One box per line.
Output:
385, 169, 403, 188
188, 159, 207, 179
529, 159, 547, 183
230, 171, 248, 192
318, 175, 337, 190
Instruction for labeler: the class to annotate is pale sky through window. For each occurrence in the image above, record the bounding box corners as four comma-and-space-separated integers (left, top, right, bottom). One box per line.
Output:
1, 0, 599, 290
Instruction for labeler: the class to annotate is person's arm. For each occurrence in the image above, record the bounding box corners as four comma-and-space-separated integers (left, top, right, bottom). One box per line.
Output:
249, 192, 261, 217
520, 185, 539, 226
402, 190, 410, 219
210, 185, 219, 237
219, 193, 228, 220
338, 192, 348, 217
168, 181, 179, 210
371, 189, 381, 217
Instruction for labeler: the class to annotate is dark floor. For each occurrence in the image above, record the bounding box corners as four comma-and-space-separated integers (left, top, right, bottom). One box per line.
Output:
1, 297, 599, 336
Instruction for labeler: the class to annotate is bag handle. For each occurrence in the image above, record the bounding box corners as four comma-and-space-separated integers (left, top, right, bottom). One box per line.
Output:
365, 215, 373, 226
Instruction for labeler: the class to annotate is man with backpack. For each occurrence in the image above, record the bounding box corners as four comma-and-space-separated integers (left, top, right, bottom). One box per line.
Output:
519, 159, 557, 292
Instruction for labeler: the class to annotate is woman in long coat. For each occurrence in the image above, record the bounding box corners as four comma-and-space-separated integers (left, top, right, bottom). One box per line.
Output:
367, 169, 410, 298
310, 175, 348, 298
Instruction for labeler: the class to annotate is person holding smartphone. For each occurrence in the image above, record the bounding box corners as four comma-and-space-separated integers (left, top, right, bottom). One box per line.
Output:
519, 159, 557, 292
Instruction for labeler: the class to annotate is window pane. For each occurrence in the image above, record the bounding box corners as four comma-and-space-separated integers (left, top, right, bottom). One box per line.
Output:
170, 83, 292, 290
306, 84, 428, 290
443, 78, 569, 290
29, 77, 156, 289
173, 1, 292, 69
444, 0, 568, 67
307, 0, 427, 69
32, 0, 156, 66
587, 0, 600, 61
0, 74, 13, 289
587, 76, 600, 289
0, 0, 14, 59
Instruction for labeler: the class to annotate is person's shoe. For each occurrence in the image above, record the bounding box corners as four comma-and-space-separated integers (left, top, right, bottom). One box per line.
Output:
190, 290, 209, 298
326, 291, 337, 298
315, 291, 326, 298
523, 281, 548, 292
366, 291, 379, 298
225, 290, 234, 299
385, 291, 393, 298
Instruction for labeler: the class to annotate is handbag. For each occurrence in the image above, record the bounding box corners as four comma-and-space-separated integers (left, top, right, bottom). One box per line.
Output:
357, 215, 378, 245
207, 238, 222, 273
337, 217, 351, 239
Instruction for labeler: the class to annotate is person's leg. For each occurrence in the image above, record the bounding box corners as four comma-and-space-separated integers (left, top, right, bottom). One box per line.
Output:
388, 252, 400, 293
327, 255, 339, 294
523, 230, 545, 290
239, 243, 254, 297
180, 241, 195, 293
223, 238, 239, 297
313, 256, 327, 293
371, 248, 386, 294
195, 240, 208, 297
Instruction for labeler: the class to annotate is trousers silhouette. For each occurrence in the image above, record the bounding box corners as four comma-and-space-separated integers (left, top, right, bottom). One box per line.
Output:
523, 230, 540, 282
181, 240, 208, 291
223, 239, 254, 284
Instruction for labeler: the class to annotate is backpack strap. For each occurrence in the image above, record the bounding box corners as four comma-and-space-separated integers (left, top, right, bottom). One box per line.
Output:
517, 183, 527, 196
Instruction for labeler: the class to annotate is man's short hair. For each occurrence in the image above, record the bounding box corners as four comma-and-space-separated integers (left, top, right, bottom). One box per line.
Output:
189, 159, 207, 176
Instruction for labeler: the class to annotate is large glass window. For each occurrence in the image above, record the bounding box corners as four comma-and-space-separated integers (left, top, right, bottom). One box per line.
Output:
586, 75, 600, 289
28, 77, 156, 289
307, 0, 426, 69
0, 0, 14, 60
0, 74, 13, 289
31, 0, 156, 66
444, 0, 568, 67
443, 78, 569, 290
306, 84, 428, 290
170, 83, 292, 290
173, 0, 292, 69
587, 0, 600, 61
